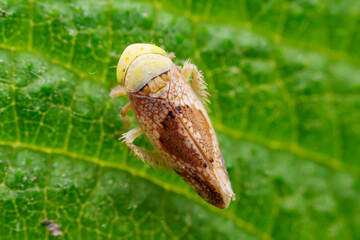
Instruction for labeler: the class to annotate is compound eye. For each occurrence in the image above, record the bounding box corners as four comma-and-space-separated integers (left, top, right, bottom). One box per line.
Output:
116, 44, 167, 86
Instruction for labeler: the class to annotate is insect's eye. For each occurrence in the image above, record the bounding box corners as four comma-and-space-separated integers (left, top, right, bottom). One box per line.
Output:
116, 44, 167, 87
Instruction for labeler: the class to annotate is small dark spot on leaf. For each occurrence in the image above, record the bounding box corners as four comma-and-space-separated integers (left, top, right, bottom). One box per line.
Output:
167, 111, 175, 119
203, 163, 207, 168
210, 157, 214, 162
42, 219, 63, 237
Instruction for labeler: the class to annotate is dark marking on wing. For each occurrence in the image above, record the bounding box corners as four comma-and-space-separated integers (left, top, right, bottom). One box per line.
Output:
158, 107, 204, 166
193, 176, 201, 183
172, 105, 217, 168
174, 105, 190, 114
160, 121, 168, 129
177, 169, 224, 208
167, 111, 175, 119
175, 106, 182, 113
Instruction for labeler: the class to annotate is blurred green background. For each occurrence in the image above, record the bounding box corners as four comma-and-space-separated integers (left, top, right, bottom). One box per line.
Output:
0, 0, 360, 239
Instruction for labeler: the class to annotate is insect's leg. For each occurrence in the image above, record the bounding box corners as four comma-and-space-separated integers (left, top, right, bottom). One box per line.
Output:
180, 59, 210, 106
110, 86, 131, 132
167, 52, 175, 60
122, 127, 165, 167
175, 65, 183, 72
120, 102, 132, 131
169, 52, 183, 71
109, 85, 126, 98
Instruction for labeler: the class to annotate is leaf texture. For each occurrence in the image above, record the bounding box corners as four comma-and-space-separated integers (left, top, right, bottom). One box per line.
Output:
0, 0, 359, 239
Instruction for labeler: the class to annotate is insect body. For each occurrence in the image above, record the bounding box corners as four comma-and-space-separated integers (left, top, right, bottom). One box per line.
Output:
110, 44, 235, 209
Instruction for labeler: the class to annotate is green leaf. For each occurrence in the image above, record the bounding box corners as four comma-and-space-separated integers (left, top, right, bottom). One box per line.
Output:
1, 0, 359, 239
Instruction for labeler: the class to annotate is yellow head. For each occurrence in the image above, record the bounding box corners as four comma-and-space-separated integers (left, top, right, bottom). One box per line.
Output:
116, 43, 173, 92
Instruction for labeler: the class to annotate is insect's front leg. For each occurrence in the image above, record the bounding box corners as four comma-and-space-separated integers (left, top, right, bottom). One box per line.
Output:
110, 85, 126, 98
180, 60, 210, 106
122, 127, 165, 167
120, 102, 132, 131
110, 85, 131, 131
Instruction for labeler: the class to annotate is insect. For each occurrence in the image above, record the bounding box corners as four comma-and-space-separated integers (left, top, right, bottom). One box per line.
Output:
110, 44, 235, 209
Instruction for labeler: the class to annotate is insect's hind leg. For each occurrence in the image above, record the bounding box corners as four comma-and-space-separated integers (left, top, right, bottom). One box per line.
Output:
180, 59, 210, 106
122, 127, 165, 167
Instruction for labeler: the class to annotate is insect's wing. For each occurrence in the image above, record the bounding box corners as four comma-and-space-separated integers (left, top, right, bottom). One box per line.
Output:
168, 69, 235, 204
128, 68, 234, 209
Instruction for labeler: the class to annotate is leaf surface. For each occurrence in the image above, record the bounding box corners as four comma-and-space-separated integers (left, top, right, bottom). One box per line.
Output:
0, 0, 360, 239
